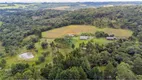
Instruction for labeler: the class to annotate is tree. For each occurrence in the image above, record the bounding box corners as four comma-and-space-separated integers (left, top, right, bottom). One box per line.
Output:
116, 62, 136, 80
57, 67, 80, 79
95, 31, 108, 38
0, 59, 6, 68
32, 67, 42, 80
26, 43, 35, 50
86, 41, 95, 54
42, 51, 49, 57
138, 34, 142, 42
41, 41, 48, 49
31, 36, 39, 43
126, 47, 136, 55
48, 67, 63, 79
53, 51, 64, 64
132, 57, 142, 75
72, 44, 75, 49
79, 42, 85, 49
50, 42, 55, 48
40, 65, 52, 79
23, 70, 33, 79
81, 58, 91, 75
36, 56, 45, 64
89, 67, 103, 79
34, 29, 42, 38
104, 62, 115, 79
78, 67, 87, 79
11, 63, 29, 75
14, 72, 23, 79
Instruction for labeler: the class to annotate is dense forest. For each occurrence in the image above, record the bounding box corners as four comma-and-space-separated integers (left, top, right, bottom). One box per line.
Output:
0, 3, 142, 80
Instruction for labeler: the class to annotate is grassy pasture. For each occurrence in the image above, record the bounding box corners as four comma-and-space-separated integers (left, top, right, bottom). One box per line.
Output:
50, 6, 70, 10
72, 37, 112, 48
42, 25, 133, 39
0, 4, 28, 9
0, 41, 4, 52
0, 22, 3, 26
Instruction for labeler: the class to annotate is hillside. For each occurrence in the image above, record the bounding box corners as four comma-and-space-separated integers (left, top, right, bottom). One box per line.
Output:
0, 4, 142, 80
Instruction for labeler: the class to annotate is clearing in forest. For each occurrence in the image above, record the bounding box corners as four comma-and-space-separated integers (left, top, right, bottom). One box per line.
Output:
42, 25, 133, 39
49, 6, 70, 10
0, 4, 27, 9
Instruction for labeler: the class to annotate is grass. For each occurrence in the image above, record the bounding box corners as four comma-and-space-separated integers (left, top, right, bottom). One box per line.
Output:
4, 38, 71, 67
42, 25, 133, 39
0, 41, 4, 53
50, 6, 70, 10
0, 22, 3, 27
4, 47, 36, 68
23, 35, 36, 41
0, 4, 28, 9
72, 37, 112, 48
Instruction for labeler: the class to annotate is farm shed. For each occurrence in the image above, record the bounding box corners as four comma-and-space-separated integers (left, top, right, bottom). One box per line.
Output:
106, 37, 117, 40
80, 36, 89, 40
68, 34, 75, 37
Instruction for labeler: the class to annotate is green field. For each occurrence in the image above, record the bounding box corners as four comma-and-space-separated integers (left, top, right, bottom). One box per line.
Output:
0, 22, 3, 26
0, 41, 4, 52
42, 25, 133, 39
72, 37, 112, 48
50, 6, 70, 10
0, 4, 28, 9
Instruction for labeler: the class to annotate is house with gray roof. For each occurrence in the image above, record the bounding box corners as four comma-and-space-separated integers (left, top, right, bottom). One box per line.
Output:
80, 36, 89, 40
106, 37, 117, 40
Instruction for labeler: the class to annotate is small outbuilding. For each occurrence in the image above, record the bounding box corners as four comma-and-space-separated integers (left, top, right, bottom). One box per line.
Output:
106, 37, 117, 40
19, 52, 34, 60
80, 36, 89, 40
68, 34, 74, 37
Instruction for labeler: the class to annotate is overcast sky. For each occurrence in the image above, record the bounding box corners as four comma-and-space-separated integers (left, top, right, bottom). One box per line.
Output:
0, 0, 142, 2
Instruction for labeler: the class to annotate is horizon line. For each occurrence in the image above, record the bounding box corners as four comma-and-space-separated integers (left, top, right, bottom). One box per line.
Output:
0, 1, 142, 3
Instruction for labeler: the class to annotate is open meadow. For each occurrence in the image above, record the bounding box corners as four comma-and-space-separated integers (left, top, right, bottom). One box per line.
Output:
50, 6, 70, 10
0, 4, 29, 9
42, 25, 133, 39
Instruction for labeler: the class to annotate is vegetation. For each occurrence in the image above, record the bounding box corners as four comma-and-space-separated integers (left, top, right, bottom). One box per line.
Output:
42, 25, 132, 38
0, 2, 142, 80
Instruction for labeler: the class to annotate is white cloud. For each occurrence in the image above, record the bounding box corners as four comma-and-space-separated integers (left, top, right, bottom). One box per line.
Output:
0, 0, 142, 2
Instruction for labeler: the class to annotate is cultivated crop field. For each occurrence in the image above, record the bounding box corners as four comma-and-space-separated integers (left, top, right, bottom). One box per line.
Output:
42, 25, 133, 38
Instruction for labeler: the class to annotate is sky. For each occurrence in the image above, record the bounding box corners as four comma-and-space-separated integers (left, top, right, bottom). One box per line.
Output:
0, 0, 142, 3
